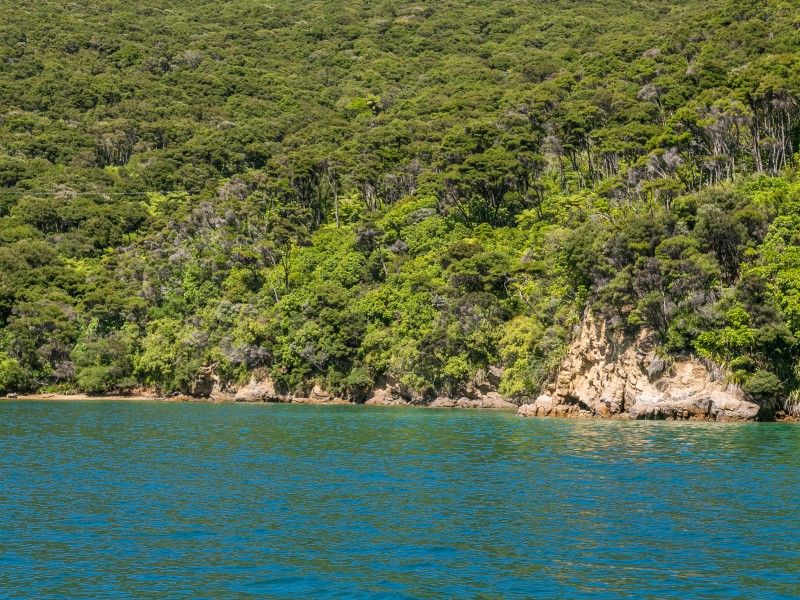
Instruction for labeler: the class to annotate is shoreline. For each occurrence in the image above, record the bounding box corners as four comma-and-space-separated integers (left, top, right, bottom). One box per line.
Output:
3, 394, 520, 409
4, 394, 798, 421
9, 394, 182, 402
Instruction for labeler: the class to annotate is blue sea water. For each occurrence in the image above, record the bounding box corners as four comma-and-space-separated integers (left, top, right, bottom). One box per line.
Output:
0, 401, 798, 599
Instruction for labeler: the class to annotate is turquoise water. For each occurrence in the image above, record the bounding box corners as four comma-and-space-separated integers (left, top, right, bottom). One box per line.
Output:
0, 402, 798, 599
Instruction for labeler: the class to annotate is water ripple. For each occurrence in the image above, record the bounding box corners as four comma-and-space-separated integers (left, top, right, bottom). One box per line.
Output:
0, 402, 798, 599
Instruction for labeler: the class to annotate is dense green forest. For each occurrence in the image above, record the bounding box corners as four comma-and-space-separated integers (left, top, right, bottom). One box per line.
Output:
1, 0, 799, 410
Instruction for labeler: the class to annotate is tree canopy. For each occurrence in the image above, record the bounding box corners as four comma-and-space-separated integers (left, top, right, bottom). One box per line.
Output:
1, 0, 799, 408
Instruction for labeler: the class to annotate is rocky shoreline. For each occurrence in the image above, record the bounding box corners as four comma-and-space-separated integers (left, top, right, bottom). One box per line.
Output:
7, 312, 798, 421
7, 390, 797, 421
5, 367, 517, 409
515, 311, 795, 422
7, 392, 517, 409
211, 367, 518, 409
217, 311, 798, 421
9, 393, 797, 421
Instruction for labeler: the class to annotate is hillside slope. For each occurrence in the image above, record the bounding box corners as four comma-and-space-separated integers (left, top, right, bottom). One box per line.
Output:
0, 0, 798, 412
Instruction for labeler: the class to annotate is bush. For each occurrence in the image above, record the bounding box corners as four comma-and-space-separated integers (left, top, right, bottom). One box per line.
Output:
0, 353, 29, 394
76, 366, 114, 394
729, 355, 757, 384
741, 370, 782, 402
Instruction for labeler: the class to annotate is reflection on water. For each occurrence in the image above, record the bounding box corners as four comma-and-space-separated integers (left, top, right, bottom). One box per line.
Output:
0, 402, 798, 599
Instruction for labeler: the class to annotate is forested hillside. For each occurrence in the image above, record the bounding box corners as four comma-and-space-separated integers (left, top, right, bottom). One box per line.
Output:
1, 0, 799, 409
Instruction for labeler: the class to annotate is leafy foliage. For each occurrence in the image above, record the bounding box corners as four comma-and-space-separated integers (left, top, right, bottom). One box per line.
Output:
1, 0, 799, 402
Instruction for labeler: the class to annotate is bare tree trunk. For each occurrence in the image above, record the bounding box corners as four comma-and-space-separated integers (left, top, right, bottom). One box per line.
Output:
333, 185, 339, 228
378, 247, 388, 279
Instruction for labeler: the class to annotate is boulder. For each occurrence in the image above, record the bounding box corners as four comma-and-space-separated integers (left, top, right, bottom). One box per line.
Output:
429, 397, 457, 408
430, 367, 516, 409
430, 395, 517, 409
292, 385, 350, 404
517, 394, 587, 418
190, 365, 215, 398
364, 373, 418, 405
234, 374, 288, 403
709, 393, 761, 421
364, 388, 409, 406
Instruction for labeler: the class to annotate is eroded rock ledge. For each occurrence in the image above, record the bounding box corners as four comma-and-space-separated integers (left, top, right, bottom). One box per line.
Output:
365, 368, 516, 409
517, 311, 765, 422
221, 367, 515, 409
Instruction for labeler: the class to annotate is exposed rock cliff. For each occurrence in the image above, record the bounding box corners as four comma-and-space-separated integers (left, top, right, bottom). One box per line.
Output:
233, 372, 291, 403
517, 311, 766, 421
429, 367, 517, 409
221, 367, 516, 408
365, 367, 516, 409
190, 365, 216, 397
363, 373, 425, 406
232, 377, 351, 404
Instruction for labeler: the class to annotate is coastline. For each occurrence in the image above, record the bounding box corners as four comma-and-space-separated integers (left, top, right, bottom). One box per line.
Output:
9, 394, 182, 402
2, 394, 519, 409
5, 394, 798, 421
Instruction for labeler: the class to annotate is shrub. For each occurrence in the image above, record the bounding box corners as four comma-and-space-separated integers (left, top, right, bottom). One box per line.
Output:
729, 355, 756, 384
741, 370, 782, 403
0, 353, 29, 394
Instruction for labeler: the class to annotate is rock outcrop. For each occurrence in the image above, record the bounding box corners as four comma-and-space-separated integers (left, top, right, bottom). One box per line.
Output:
518, 311, 766, 421
429, 396, 517, 409
429, 367, 516, 409
233, 372, 290, 403
365, 367, 516, 409
190, 365, 215, 397
291, 384, 350, 404
364, 373, 423, 406
215, 367, 517, 408
203, 365, 513, 410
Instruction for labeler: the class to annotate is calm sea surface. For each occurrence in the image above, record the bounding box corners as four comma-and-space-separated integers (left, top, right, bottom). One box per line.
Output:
0, 402, 798, 599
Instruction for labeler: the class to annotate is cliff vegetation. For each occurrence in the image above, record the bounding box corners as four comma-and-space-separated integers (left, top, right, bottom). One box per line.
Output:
0, 0, 799, 411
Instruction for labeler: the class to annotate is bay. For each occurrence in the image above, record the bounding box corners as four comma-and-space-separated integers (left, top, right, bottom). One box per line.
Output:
0, 401, 798, 599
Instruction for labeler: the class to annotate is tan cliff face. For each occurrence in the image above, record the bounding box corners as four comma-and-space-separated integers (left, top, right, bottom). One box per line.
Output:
365, 367, 516, 409
230, 373, 348, 404
518, 311, 765, 421
214, 367, 516, 408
